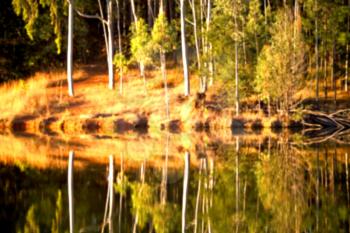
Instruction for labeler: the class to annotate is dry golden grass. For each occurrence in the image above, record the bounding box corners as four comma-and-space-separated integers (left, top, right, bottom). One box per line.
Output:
0, 64, 208, 132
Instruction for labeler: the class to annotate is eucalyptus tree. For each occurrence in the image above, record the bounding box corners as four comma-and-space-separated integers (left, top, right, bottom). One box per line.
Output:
210, 0, 245, 115
246, 0, 264, 54
67, 0, 74, 96
130, 19, 152, 91
73, 0, 115, 90
180, 0, 190, 96
129, 0, 152, 91
115, 0, 125, 94
256, 8, 306, 113
151, 4, 176, 119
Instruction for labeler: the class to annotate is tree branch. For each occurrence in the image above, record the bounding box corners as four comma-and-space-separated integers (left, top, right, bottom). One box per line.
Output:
65, 0, 108, 25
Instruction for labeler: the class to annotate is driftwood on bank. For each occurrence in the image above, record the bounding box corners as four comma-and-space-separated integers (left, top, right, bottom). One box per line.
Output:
300, 109, 350, 145
302, 109, 350, 129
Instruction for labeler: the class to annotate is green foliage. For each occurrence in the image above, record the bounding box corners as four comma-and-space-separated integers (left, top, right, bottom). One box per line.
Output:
246, 0, 264, 50
12, 0, 64, 54
130, 182, 155, 229
113, 52, 128, 74
130, 18, 153, 65
151, 11, 177, 53
255, 8, 307, 111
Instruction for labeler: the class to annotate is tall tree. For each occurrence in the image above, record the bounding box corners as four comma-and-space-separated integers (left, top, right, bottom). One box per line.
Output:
152, 2, 176, 119
67, 0, 74, 96
180, 0, 190, 96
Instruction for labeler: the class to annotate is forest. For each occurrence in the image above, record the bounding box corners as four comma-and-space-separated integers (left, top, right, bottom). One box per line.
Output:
1, 0, 350, 128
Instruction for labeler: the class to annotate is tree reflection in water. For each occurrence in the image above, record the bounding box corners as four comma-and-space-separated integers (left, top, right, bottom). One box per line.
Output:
2, 134, 350, 232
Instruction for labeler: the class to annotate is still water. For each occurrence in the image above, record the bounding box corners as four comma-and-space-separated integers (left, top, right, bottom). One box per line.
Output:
0, 130, 349, 233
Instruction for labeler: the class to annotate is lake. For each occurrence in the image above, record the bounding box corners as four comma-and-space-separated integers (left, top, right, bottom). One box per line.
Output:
0, 129, 349, 232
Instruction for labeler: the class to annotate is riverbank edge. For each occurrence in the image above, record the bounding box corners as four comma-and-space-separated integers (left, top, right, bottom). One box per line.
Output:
0, 113, 304, 135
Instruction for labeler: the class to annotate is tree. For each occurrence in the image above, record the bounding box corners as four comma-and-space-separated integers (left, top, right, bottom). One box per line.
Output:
256, 8, 307, 113
151, 7, 176, 119
67, 0, 74, 96
210, 0, 245, 116
246, 0, 264, 54
180, 0, 190, 96
130, 18, 152, 91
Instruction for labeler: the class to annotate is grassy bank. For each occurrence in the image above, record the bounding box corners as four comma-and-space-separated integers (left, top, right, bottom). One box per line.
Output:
1, 63, 350, 135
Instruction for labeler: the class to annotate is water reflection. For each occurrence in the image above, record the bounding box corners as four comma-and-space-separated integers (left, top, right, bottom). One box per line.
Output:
0, 132, 350, 232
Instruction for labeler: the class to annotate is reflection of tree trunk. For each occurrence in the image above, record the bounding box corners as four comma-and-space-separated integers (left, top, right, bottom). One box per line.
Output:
316, 148, 320, 232
118, 153, 124, 233
161, 133, 169, 204
182, 152, 190, 233
235, 136, 240, 233
194, 159, 203, 233
133, 161, 146, 233
102, 155, 114, 233
68, 151, 74, 233
108, 155, 114, 233
346, 153, 349, 207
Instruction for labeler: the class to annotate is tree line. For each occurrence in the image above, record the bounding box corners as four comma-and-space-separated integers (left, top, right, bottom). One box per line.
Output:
7, 0, 350, 114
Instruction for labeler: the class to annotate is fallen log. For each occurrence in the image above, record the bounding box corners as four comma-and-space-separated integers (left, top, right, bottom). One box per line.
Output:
301, 110, 350, 129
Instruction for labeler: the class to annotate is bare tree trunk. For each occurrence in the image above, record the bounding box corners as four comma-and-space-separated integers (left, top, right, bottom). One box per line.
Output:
161, 51, 170, 120
346, 4, 349, 92
206, 0, 213, 86
315, 0, 319, 103
331, 41, 336, 108
235, 41, 239, 116
242, 17, 247, 65
67, 0, 74, 96
189, 0, 201, 76
130, 0, 138, 23
148, 0, 154, 27
263, 0, 267, 24
324, 53, 328, 100
68, 151, 74, 233
180, 0, 190, 96
98, 0, 109, 56
116, 0, 123, 94
234, 7, 239, 116
107, 0, 114, 89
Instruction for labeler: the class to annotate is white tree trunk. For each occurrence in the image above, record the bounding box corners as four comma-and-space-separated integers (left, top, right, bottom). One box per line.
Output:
116, 0, 123, 94
98, 0, 109, 56
107, 0, 114, 89
190, 0, 201, 74
346, 3, 349, 92
315, 0, 319, 102
161, 51, 170, 119
235, 42, 239, 116
67, 0, 74, 97
180, 0, 190, 96
130, 0, 138, 23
